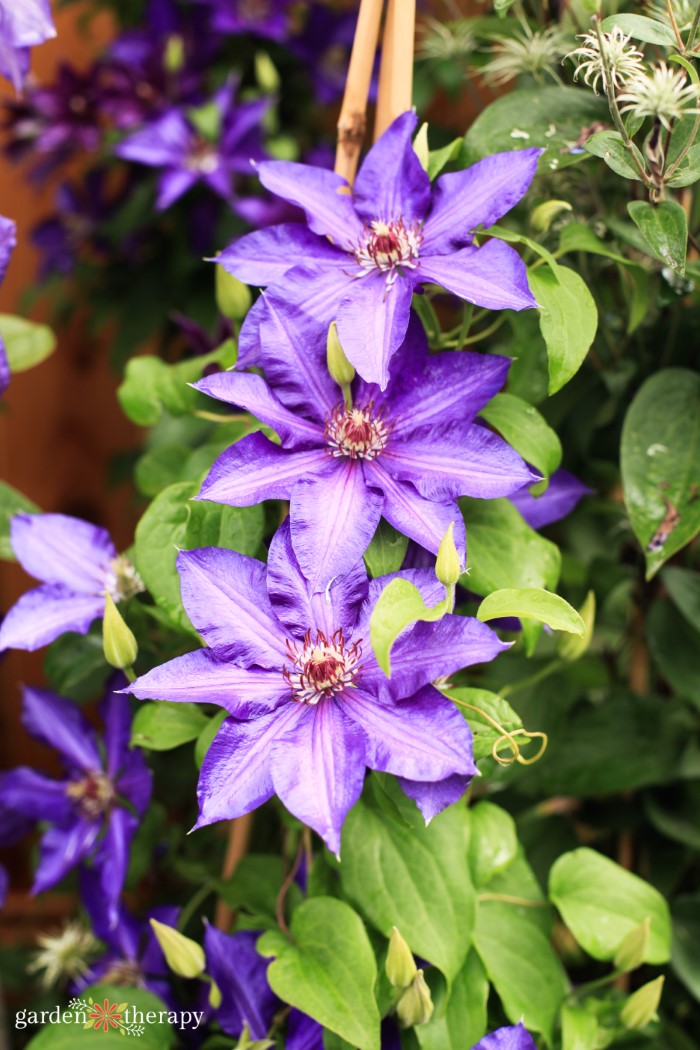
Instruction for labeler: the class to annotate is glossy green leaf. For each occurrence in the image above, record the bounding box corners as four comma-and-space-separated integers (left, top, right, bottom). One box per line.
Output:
628, 200, 687, 274
118, 346, 233, 427
647, 598, 700, 708
558, 222, 629, 265
415, 951, 488, 1050
363, 519, 409, 578
671, 894, 700, 1003
131, 700, 209, 750
479, 392, 562, 480
583, 130, 644, 181
427, 138, 462, 180
477, 587, 584, 635
194, 709, 227, 769
620, 369, 700, 576
0, 479, 39, 559
447, 687, 524, 762
0, 314, 56, 373
44, 626, 111, 703
468, 801, 518, 887
600, 13, 677, 45
660, 566, 700, 632
369, 577, 449, 675
561, 1003, 599, 1050
549, 848, 672, 963
528, 264, 598, 395
26, 985, 175, 1048
258, 898, 380, 1050
665, 144, 700, 188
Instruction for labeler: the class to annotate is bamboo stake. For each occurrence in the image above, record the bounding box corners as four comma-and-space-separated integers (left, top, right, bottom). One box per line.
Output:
335, 0, 385, 184
214, 812, 254, 930
374, 0, 417, 140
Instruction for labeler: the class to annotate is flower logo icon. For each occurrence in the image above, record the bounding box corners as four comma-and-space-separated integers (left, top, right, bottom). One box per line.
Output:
88, 998, 124, 1033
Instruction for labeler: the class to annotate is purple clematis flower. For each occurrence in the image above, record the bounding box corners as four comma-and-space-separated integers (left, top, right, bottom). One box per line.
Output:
198, 0, 294, 41
0, 512, 144, 653
115, 79, 269, 211
473, 1023, 536, 1050
204, 925, 278, 1040
0, 215, 17, 395
510, 468, 592, 530
218, 111, 541, 388
194, 313, 535, 590
0, 683, 152, 929
125, 520, 507, 854
0, 0, 56, 92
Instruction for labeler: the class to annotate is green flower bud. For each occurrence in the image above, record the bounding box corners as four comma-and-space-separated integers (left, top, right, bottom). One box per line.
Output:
149, 919, 205, 979
255, 52, 280, 93
621, 975, 664, 1030
413, 122, 430, 172
614, 917, 650, 973
164, 34, 185, 74
396, 970, 434, 1028
385, 926, 417, 989
558, 590, 595, 662
207, 976, 222, 1010
102, 594, 138, 671
530, 200, 572, 233
216, 264, 252, 321
326, 322, 356, 388
435, 522, 461, 588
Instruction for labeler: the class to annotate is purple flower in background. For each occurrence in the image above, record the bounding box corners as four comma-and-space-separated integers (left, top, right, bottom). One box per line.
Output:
32, 172, 115, 278
219, 111, 540, 388
473, 1023, 537, 1050
115, 80, 269, 210
199, 0, 294, 41
74, 904, 177, 1002
0, 215, 17, 395
125, 521, 506, 853
293, 6, 373, 105
0, 0, 56, 92
204, 925, 278, 1039
0, 683, 152, 929
0, 513, 144, 652
510, 468, 591, 529
195, 313, 535, 590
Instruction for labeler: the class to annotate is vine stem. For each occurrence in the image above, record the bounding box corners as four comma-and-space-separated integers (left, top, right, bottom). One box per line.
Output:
276, 840, 305, 938
374, 0, 417, 140
214, 813, 254, 930
688, 0, 700, 50
665, 0, 686, 51
335, 0, 385, 183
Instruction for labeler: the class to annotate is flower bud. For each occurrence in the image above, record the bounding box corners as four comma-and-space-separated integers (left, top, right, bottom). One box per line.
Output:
255, 52, 280, 93
396, 970, 434, 1028
385, 927, 417, 989
207, 976, 222, 1009
621, 975, 664, 1030
326, 322, 355, 388
614, 917, 650, 973
558, 590, 595, 662
216, 264, 252, 321
435, 522, 461, 587
103, 594, 138, 671
413, 123, 430, 172
164, 34, 185, 74
530, 200, 572, 233
149, 919, 205, 979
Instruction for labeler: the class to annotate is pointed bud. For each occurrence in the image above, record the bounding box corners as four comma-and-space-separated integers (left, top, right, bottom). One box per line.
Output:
385, 927, 417, 989
558, 590, 595, 662
414, 123, 430, 172
396, 970, 434, 1028
164, 34, 185, 74
255, 51, 280, 93
216, 264, 252, 321
327, 322, 355, 388
435, 522, 461, 587
207, 976, 222, 1009
621, 975, 664, 1030
530, 200, 572, 233
149, 919, 205, 979
614, 917, 650, 973
103, 594, 138, 670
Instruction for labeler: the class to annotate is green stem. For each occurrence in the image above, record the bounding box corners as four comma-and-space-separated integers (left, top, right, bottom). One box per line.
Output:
689, 0, 700, 49
457, 303, 474, 347
665, 110, 700, 179
443, 315, 506, 347
123, 666, 136, 683
501, 659, 564, 698
178, 880, 216, 933
666, 0, 686, 51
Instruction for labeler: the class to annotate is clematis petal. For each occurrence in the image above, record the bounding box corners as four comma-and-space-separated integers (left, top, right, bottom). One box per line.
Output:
194, 371, 322, 448
114, 749, 152, 817
363, 460, 467, 558
259, 297, 340, 421
510, 468, 592, 530
267, 519, 368, 639
362, 615, 510, 702
236, 292, 266, 369
339, 684, 475, 783
0, 768, 73, 823
93, 807, 139, 929
115, 109, 192, 168
217, 224, 346, 286
418, 239, 536, 312
198, 434, 330, 506
10, 513, 116, 591
271, 699, 367, 855
257, 162, 363, 247
156, 168, 198, 210
336, 270, 414, 389
127, 649, 289, 718
0, 215, 16, 282
204, 926, 278, 1040
384, 424, 536, 500
22, 686, 101, 772
33, 820, 101, 894
0, 585, 105, 653
177, 548, 286, 666
0, 337, 9, 397
422, 149, 542, 254
290, 458, 384, 592
398, 773, 472, 823
287, 1010, 324, 1050
263, 262, 354, 340
353, 111, 431, 224
195, 704, 300, 828
472, 1023, 537, 1050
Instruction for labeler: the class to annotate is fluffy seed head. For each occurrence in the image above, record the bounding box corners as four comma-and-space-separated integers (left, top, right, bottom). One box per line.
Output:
28, 921, 99, 989
482, 25, 569, 86
618, 62, 700, 131
566, 26, 645, 94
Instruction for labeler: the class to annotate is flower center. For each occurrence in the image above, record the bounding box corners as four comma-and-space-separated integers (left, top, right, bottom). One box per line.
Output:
325, 402, 391, 460
187, 140, 219, 175
355, 218, 422, 284
101, 958, 144, 986
105, 555, 145, 603
283, 629, 362, 705
66, 771, 115, 820
239, 0, 271, 23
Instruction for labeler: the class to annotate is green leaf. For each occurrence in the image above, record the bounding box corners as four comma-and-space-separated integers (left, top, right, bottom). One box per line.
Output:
340, 785, 476, 983
528, 264, 598, 395
665, 144, 700, 188
427, 137, 462, 180
258, 898, 380, 1050
561, 1003, 599, 1050
628, 200, 687, 274
185, 498, 264, 554
460, 498, 561, 655
0, 480, 39, 559
118, 348, 232, 427
647, 598, 700, 708
0, 314, 56, 373
447, 687, 523, 762
549, 848, 672, 964
462, 86, 606, 171
620, 368, 700, 576
621, 976, 665, 1029
44, 626, 111, 703
25, 985, 175, 1048
583, 130, 644, 181
363, 519, 409, 578
671, 894, 700, 1003
194, 709, 227, 769
479, 392, 562, 479
369, 577, 449, 676
131, 701, 209, 750
468, 801, 518, 887
415, 951, 488, 1050
135, 444, 192, 497
660, 566, 700, 631
477, 587, 584, 637
600, 13, 678, 46
558, 222, 630, 265
219, 855, 301, 927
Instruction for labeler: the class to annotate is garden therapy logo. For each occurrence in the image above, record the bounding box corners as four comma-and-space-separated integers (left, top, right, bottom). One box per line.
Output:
70, 996, 144, 1037
15, 996, 205, 1036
